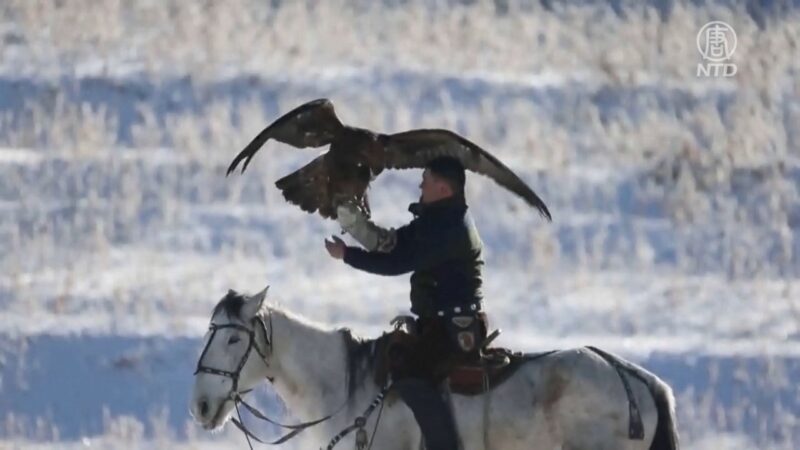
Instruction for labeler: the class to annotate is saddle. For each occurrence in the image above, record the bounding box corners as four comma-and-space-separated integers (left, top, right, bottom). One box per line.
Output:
373, 319, 533, 396
446, 347, 526, 396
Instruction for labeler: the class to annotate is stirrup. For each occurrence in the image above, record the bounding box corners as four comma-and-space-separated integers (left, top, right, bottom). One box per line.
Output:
481, 329, 501, 350
480, 329, 509, 367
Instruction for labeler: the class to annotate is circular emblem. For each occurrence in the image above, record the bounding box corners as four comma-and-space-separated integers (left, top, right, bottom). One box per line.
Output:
697, 21, 737, 62
457, 332, 475, 352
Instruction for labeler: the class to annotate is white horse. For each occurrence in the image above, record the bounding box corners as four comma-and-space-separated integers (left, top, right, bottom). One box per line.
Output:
191, 288, 679, 450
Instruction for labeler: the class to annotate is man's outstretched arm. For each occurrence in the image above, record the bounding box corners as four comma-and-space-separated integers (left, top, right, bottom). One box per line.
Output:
326, 225, 455, 276
324, 233, 416, 276
341, 244, 416, 276
336, 203, 397, 253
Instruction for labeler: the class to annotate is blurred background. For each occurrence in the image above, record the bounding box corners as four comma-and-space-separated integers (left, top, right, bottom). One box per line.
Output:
0, 0, 798, 448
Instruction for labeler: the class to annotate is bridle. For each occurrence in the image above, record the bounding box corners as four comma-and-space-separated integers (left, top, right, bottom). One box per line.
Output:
193, 310, 390, 450
194, 313, 309, 447
194, 314, 272, 395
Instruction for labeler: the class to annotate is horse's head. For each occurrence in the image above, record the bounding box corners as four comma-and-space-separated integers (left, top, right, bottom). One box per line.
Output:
190, 286, 274, 430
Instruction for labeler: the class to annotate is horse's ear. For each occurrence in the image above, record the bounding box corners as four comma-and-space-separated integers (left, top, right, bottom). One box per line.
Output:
243, 286, 269, 318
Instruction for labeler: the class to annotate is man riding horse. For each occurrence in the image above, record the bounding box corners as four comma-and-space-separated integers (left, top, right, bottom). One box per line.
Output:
325, 157, 486, 450
211, 101, 679, 450
225, 100, 552, 449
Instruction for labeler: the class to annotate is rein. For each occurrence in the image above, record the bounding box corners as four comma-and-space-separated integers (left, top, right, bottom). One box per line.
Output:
231, 393, 346, 447
232, 383, 391, 450
322, 383, 391, 450
194, 311, 390, 449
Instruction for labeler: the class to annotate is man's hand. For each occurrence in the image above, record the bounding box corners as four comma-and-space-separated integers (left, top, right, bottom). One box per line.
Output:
325, 235, 347, 260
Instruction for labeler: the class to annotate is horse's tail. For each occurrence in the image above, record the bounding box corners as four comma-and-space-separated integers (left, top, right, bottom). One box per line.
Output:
585, 346, 679, 450
648, 379, 679, 450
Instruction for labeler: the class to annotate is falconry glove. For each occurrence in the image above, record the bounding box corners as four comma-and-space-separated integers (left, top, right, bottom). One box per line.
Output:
336, 203, 397, 253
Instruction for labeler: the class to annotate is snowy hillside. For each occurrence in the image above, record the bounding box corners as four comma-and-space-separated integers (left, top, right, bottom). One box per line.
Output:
1, 1, 798, 449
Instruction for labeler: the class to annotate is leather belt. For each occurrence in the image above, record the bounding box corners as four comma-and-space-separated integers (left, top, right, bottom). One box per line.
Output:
435, 303, 481, 317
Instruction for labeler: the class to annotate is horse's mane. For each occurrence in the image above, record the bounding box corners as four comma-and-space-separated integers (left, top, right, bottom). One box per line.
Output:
212, 289, 278, 323
213, 290, 248, 320
341, 327, 383, 398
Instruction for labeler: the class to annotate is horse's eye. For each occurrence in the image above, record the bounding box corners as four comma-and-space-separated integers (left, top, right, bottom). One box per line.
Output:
228, 336, 241, 345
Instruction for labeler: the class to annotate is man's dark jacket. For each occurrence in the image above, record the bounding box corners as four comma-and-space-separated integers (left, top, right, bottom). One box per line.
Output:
343, 196, 484, 317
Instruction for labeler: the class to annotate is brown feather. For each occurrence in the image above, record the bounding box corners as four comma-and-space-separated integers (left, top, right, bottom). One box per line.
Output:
228, 99, 550, 221
275, 155, 334, 217
382, 129, 551, 220
227, 99, 343, 175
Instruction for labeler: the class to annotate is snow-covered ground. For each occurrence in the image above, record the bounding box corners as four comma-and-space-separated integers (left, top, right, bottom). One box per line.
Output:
1, 1, 799, 449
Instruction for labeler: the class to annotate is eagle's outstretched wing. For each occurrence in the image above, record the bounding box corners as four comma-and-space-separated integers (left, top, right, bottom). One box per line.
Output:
274, 155, 334, 217
383, 129, 551, 220
226, 98, 343, 175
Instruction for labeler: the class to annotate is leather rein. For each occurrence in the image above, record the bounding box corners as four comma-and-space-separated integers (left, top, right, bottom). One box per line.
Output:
193, 312, 389, 449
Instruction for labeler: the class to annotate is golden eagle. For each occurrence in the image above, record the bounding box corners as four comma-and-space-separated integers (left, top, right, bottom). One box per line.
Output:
227, 99, 551, 220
